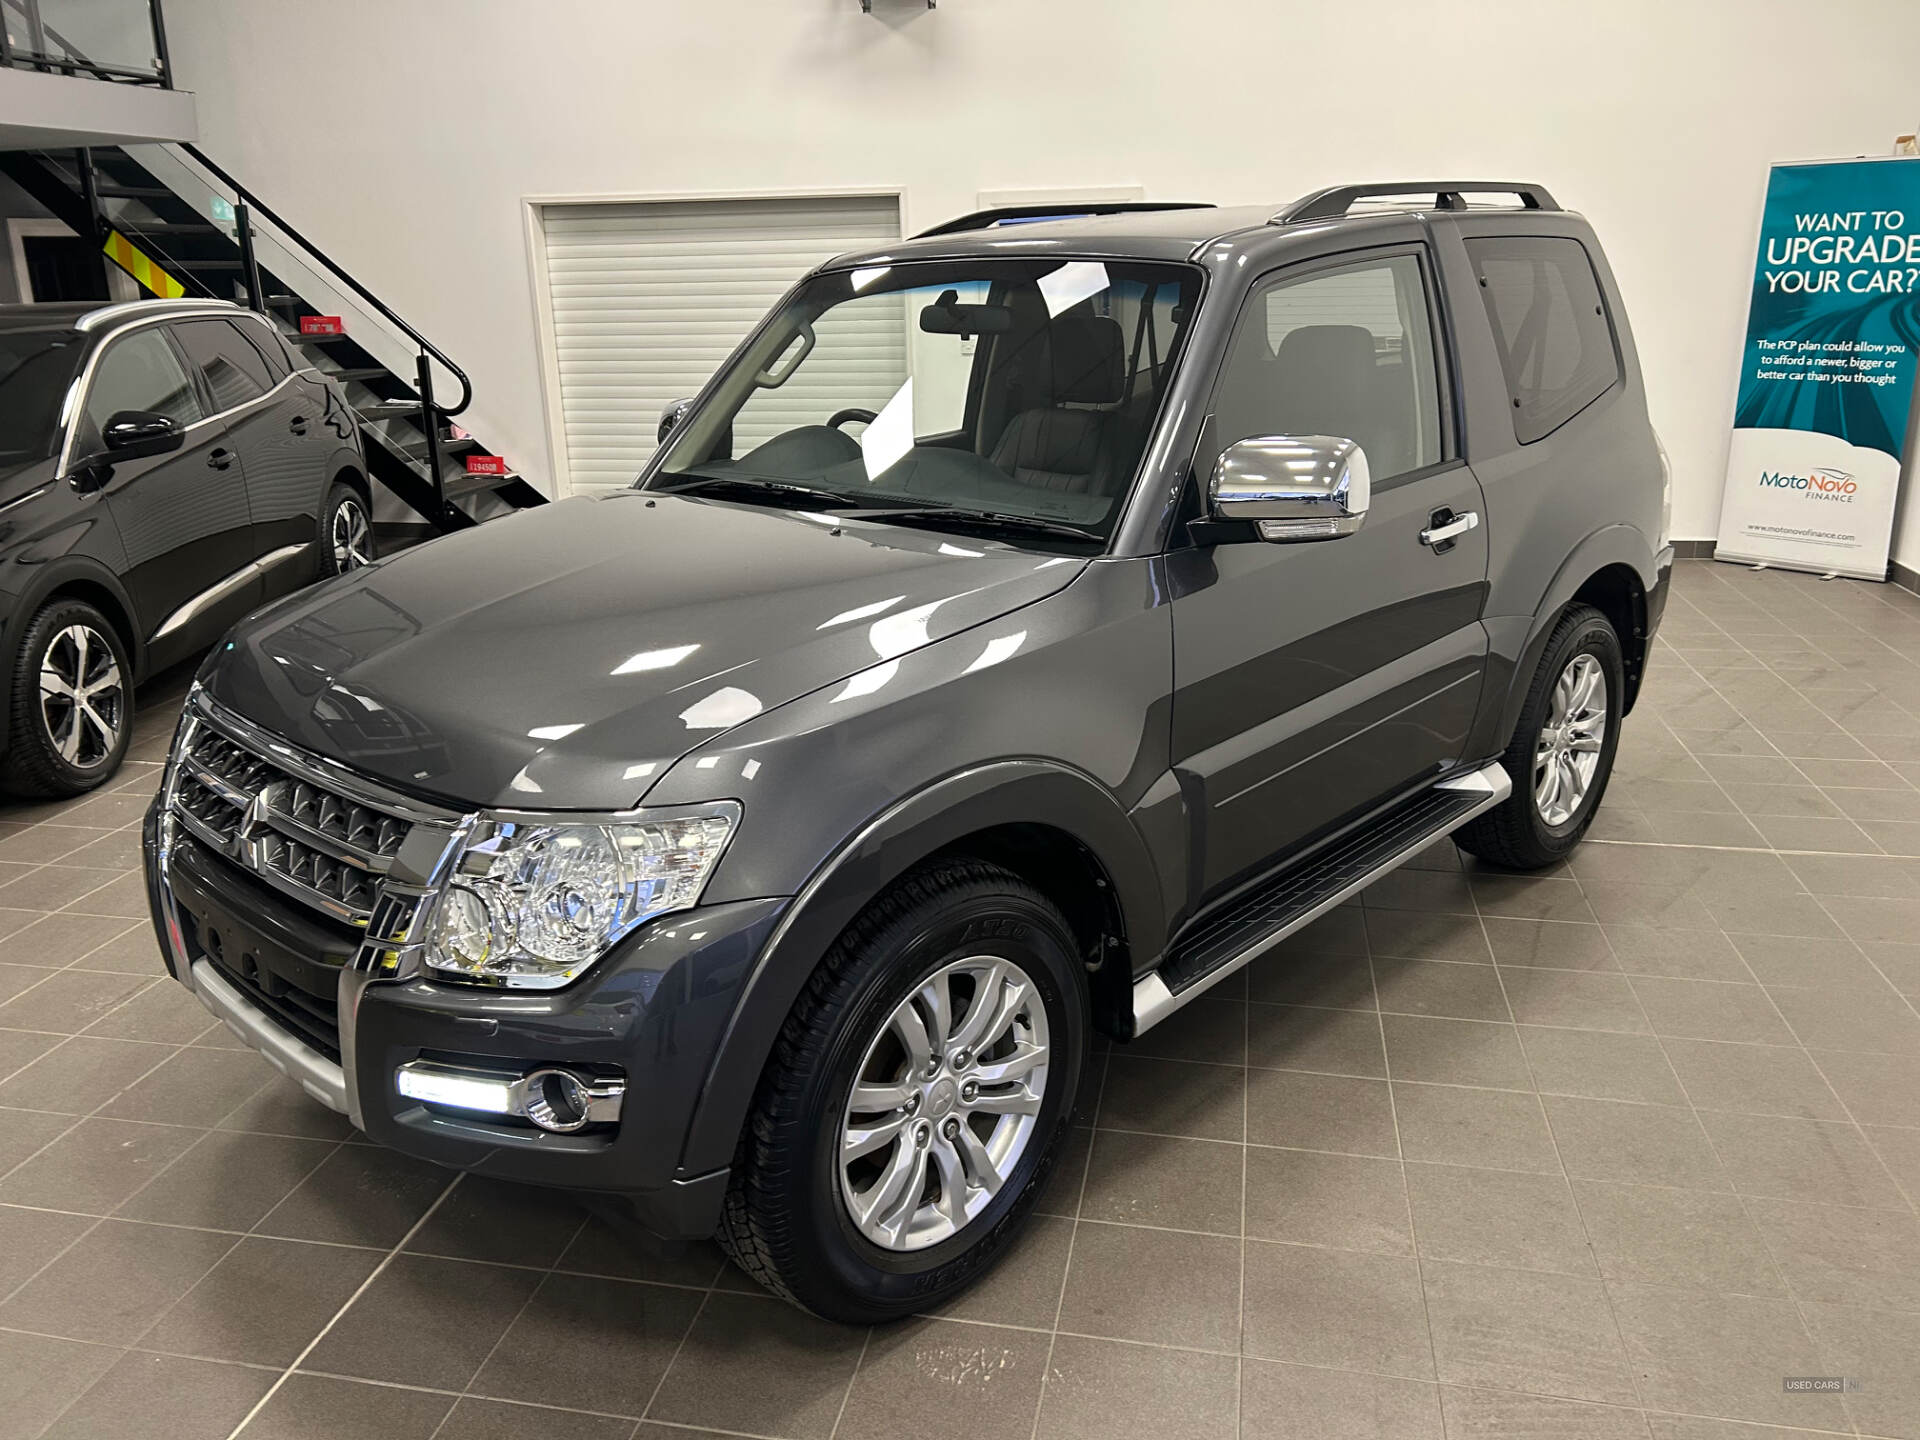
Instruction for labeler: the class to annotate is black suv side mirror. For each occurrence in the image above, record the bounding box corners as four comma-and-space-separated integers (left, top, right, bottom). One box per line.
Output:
101, 409, 186, 462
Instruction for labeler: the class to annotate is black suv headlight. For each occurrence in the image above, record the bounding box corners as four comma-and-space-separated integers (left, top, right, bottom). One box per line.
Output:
421, 801, 739, 990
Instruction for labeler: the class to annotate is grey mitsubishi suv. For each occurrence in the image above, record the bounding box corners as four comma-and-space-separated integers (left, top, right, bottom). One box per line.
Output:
143, 181, 1672, 1321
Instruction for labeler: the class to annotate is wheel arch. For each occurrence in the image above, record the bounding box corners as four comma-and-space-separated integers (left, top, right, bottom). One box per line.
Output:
676, 760, 1166, 1178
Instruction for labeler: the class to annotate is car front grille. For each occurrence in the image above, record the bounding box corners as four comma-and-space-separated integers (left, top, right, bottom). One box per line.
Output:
169, 712, 421, 929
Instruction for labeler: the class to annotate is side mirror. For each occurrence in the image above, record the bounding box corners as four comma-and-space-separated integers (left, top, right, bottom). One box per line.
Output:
657, 397, 694, 445
100, 410, 185, 462
1209, 434, 1370, 542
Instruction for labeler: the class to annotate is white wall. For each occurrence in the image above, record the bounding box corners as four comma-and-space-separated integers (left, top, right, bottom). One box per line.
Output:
164, 0, 1920, 563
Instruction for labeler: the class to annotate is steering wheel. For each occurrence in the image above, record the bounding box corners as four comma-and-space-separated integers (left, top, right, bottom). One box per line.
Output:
828, 408, 878, 430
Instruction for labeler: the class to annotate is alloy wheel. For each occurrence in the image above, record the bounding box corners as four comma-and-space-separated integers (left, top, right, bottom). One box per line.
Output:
332, 499, 372, 571
839, 954, 1050, 1251
1534, 651, 1608, 827
38, 624, 124, 769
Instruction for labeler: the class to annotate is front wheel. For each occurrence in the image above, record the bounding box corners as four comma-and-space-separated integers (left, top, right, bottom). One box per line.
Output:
2, 599, 134, 798
1455, 603, 1623, 870
719, 859, 1089, 1322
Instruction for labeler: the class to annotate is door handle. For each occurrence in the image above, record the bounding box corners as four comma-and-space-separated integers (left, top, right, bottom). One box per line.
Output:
1420, 510, 1480, 548
289, 416, 309, 435
207, 448, 234, 471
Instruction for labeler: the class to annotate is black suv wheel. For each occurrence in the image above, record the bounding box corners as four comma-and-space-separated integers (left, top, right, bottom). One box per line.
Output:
322, 482, 376, 576
719, 859, 1089, 1322
3, 598, 134, 798
1455, 603, 1623, 870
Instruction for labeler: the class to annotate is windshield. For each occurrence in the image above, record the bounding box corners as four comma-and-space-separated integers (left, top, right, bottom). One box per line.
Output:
648, 258, 1203, 544
0, 330, 83, 468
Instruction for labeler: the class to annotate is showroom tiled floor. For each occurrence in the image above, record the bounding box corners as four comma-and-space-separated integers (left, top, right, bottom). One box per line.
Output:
1, 556, 1919, 1439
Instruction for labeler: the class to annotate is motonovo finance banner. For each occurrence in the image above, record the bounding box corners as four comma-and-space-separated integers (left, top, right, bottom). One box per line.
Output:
1717, 158, 1920, 580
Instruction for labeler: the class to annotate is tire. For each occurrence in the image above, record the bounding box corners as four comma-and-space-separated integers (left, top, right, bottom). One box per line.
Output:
2, 598, 135, 799
719, 859, 1090, 1322
1455, 603, 1623, 871
321, 482, 376, 576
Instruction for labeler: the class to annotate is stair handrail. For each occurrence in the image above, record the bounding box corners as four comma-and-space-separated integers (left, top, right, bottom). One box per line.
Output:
0, 0, 170, 86
175, 142, 473, 418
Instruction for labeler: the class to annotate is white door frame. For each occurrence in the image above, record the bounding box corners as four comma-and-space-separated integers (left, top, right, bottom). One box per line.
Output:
521, 186, 907, 499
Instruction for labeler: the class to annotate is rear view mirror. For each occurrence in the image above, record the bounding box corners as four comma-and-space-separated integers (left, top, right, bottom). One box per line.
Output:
657, 397, 694, 444
100, 409, 185, 462
918, 290, 1013, 337
1209, 434, 1370, 542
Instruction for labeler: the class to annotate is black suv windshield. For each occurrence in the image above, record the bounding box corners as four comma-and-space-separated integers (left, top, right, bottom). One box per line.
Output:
0, 330, 83, 467
650, 258, 1203, 545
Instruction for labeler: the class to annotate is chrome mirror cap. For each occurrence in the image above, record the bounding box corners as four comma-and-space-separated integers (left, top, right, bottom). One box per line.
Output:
657, 397, 695, 445
1209, 434, 1371, 542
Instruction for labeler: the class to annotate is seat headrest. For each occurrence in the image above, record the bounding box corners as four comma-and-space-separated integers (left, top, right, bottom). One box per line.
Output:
1051, 314, 1126, 405
1273, 324, 1378, 383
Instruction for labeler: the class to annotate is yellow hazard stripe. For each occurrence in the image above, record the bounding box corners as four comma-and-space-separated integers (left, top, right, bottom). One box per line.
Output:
102, 230, 186, 300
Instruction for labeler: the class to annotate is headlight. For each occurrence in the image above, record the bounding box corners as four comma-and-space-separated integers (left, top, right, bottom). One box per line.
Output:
422, 802, 738, 989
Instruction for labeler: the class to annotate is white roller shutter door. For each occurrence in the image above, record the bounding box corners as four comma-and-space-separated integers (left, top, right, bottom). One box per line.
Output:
540, 194, 903, 493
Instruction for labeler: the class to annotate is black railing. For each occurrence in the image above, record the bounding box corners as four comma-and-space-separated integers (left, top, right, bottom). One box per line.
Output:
0, 0, 170, 86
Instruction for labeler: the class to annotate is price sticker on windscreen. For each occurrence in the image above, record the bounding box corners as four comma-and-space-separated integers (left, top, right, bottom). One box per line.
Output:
300, 315, 345, 336
466, 454, 509, 476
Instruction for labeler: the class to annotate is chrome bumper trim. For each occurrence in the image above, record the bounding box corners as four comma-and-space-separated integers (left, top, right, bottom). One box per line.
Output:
187, 958, 351, 1117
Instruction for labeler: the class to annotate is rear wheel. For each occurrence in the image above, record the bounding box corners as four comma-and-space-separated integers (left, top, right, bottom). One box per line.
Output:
3, 599, 134, 798
1455, 603, 1622, 870
321, 483, 375, 576
719, 859, 1088, 1322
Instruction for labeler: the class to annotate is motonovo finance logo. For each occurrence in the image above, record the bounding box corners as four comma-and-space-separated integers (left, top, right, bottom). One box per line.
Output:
1758, 467, 1858, 502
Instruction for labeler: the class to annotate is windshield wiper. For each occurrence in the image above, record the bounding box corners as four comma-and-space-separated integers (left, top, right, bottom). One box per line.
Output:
655, 473, 861, 510
846, 506, 1103, 546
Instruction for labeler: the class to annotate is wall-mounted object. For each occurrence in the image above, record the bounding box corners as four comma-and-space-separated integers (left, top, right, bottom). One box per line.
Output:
861, 0, 935, 11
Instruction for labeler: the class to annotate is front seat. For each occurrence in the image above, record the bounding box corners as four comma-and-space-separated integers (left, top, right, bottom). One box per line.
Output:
1267, 324, 1407, 478
989, 314, 1127, 495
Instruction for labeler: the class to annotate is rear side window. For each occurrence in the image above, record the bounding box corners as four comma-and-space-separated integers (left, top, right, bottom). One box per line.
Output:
234, 316, 293, 381
1465, 237, 1620, 444
173, 318, 274, 412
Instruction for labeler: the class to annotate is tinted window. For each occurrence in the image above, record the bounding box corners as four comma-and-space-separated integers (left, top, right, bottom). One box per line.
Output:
0, 330, 84, 461
1465, 236, 1620, 444
174, 318, 274, 412
1212, 253, 1442, 482
81, 328, 203, 451
233, 316, 292, 380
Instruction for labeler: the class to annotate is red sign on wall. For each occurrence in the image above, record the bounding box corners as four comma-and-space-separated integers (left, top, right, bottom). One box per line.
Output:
299, 315, 344, 336
465, 454, 509, 476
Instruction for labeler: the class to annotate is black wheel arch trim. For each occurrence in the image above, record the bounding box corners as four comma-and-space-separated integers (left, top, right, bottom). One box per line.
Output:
676, 758, 1166, 1178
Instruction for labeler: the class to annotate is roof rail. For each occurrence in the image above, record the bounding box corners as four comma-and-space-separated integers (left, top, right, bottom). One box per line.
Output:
1273, 182, 1560, 225
915, 201, 1215, 238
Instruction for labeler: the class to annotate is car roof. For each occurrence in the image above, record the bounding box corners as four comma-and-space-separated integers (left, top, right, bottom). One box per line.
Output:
0, 298, 244, 337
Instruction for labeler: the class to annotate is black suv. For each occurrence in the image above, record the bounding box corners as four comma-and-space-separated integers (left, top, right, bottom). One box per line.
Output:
143, 182, 1671, 1321
0, 299, 374, 795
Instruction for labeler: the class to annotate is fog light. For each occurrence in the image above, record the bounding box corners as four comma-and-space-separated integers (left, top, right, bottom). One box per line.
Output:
394, 1060, 624, 1131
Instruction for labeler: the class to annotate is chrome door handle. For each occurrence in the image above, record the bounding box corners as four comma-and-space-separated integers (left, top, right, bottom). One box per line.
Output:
1420, 510, 1480, 547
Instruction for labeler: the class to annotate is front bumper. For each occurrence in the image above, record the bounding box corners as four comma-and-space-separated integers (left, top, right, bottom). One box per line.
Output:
143, 794, 787, 1238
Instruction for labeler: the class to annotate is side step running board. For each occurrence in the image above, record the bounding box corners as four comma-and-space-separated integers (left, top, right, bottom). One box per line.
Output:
1132, 760, 1511, 1035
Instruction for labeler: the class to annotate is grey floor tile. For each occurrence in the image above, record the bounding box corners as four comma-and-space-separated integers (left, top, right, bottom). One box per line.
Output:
1695, 1109, 1908, 1209
1245, 1067, 1397, 1155
0, 1217, 234, 1343
0, 1331, 123, 1440
141, 1234, 380, 1367
1744, 1195, 1920, 1313
236, 1372, 453, 1439
1034, 1333, 1237, 1440
1542, 1094, 1731, 1190
1420, 1258, 1635, 1404
253, 1145, 453, 1247
1864, 1124, 1920, 1206
0, 969, 148, 1033
215, 1073, 357, 1140
1373, 957, 1512, 1021
470, 1272, 702, 1416
1439, 1385, 1650, 1439
1382, 1014, 1533, 1088
1097, 1054, 1243, 1141
80, 978, 217, 1044
1602, 925, 1750, 981
0, 1115, 201, 1213
1517, 1026, 1687, 1105
1080, 1129, 1243, 1235
305, 1253, 540, 1389
0, 1201, 93, 1295
1470, 874, 1599, 923
1124, 994, 1247, 1064
1365, 907, 1494, 963
39, 1351, 274, 1440
1246, 948, 1377, 1012
1056, 1221, 1240, 1350
1363, 868, 1477, 915
0, 1035, 177, 1114
646, 1290, 867, 1440
1241, 1240, 1431, 1378
404, 1175, 587, 1268
1571, 1179, 1786, 1295
1628, 976, 1798, 1045
1797, 1300, 1920, 1440
1245, 1003, 1387, 1076
1243, 1359, 1443, 1440
1499, 967, 1650, 1032
1481, 917, 1618, 971
836, 1316, 1050, 1440
1391, 1082, 1560, 1173
1660, 1037, 1849, 1121
1244, 1147, 1411, 1254
1767, 983, 1920, 1055
1404, 1163, 1593, 1275
1807, 1048, 1920, 1127
99, 1045, 278, 1127
116, 1129, 337, 1230
436, 1399, 633, 1440
1607, 1282, 1847, 1429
